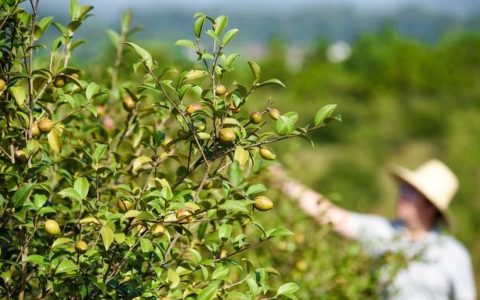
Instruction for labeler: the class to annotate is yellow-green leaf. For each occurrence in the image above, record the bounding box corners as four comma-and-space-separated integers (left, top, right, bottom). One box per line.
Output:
234, 146, 249, 166
100, 226, 114, 251
47, 127, 62, 153
10, 86, 26, 106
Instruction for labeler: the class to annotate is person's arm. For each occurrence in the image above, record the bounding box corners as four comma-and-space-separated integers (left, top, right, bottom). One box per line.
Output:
267, 165, 357, 239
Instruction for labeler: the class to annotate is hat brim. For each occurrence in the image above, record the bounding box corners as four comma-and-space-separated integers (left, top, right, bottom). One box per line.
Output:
389, 164, 453, 229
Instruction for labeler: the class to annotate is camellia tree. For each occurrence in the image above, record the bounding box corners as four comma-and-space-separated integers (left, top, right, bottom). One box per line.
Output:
0, 0, 340, 298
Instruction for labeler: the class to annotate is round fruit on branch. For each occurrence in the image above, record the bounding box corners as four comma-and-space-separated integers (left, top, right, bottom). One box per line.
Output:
250, 112, 263, 124
45, 219, 61, 236
218, 127, 236, 144
38, 118, 54, 133
259, 147, 276, 160
75, 240, 88, 254
253, 196, 274, 211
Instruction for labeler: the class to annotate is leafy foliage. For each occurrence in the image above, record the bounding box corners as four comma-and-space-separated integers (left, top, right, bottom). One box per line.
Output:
0, 1, 339, 299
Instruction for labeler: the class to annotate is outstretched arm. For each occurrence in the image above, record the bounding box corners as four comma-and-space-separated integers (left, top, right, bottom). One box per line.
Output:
267, 164, 357, 239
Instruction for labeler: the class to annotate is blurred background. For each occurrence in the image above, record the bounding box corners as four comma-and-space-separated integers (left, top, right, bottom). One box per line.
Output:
41, 0, 480, 297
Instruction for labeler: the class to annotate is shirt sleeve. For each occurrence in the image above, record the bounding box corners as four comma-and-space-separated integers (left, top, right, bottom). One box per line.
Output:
449, 243, 477, 300
347, 212, 396, 255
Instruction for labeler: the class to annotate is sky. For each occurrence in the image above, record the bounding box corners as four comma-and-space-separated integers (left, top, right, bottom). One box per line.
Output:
41, 0, 479, 17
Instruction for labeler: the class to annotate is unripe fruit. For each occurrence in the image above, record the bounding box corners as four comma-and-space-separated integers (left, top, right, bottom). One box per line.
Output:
75, 240, 88, 253
151, 224, 165, 237
269, 108, 280, 120
203, 179, 213, 190
218, 128, 235, 144
54, 77, 65, 88
250, 112, 262, 124
38, 118, 54, 133
295, 260, 308, 271
254, 196, 274, 211
215, 84, 226, 96
117, 200, 133, 212
71, 73, 80, 79
14, 150, 28, 163
186, 103, 203, 115
259, 147, 276, 160
30, 122, 41, 137
96, 105, 106, 118
45, 219, 61, 235
176, 209, 193, 223
0, 79, 6, 91
122, 95, 136, 112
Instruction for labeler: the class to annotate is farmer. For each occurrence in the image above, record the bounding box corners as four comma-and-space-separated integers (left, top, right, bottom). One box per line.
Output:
268, 159, 476, 300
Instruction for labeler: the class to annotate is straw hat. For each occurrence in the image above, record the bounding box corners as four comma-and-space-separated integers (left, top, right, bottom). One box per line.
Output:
390, 159, 458, 226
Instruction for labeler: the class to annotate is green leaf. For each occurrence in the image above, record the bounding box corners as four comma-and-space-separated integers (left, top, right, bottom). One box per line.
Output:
125, 42, 153, 70
212, 266, 229, 280
92, 143, 108, 163
26, 255, 46, 264
47, 128, 62, 153
74, 177, 89, 199
198, 280, 220, 300
234, 146, 249, 166
194, 15, 206, 38
220, 200, 249, 213
86, 82, 99, 100
167, 269, 180, 288
121, 210, 140, 220
246, 184, 267, 195
266, 227, 294, 238
276, 112, 298, 136
219, 223, 232, 241
132, 156, 152, 175
222, 28, 239, 46
247, 61, 261, 82
52, 237, 73, 248
276, 282, 300, 297
10, 86, 26, 107
106, 29, 119, 46
175, 39, 196, 49
100, 227, 114, 251
58, 188, 82, 201
214, 15, 228, 36
314, 104, 337, 126
11, 184, 34, 208
55, 259, 78, 274
140, 238, 153, 253
256, 78, 286, 88
33, 194, 47, 209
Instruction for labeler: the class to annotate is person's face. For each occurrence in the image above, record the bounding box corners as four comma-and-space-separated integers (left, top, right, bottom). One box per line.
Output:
396, 182, 438, 227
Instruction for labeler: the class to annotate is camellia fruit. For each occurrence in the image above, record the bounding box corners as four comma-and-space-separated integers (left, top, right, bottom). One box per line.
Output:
151, 224, 165, 237
117, 199, 133, 212
122, 95, 136, 112
45, 219, 61, 235
218, 128, 235, 144
269, 108, 280, 120
75, 240, 88, 254
54, 76, 65, 88
186, 103, 203, 115
38, 118, 54, 133
0, 79, 6, 91
14, 150, 28, 163
253, 196, 274, 211
259, 147, 276, 160
176, 209, 193, 223
250, 112, 262, 124
30, 122, 41, 137
215, 84, 226, 96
